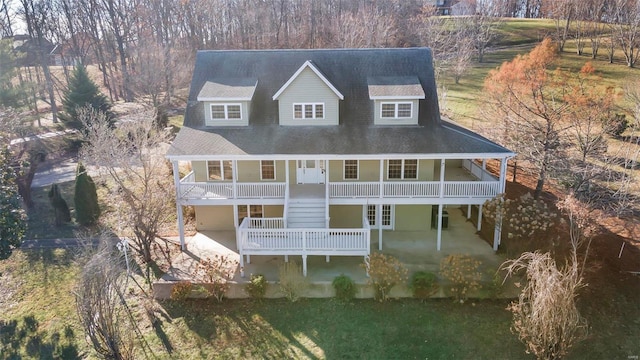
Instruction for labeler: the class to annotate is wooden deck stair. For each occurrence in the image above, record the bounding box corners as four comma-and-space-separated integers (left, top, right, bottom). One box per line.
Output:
287, 184, 327, 229
287, 199, 326, 228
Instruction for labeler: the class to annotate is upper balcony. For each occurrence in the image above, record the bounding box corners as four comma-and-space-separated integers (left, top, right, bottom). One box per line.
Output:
177, 159, 501, 205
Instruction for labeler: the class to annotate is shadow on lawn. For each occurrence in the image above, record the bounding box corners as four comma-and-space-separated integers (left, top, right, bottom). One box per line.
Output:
160, 298, 304, 358
0, 316, 80, 359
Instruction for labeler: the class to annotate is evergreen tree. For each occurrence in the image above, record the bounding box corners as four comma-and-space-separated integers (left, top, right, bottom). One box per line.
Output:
0, 40, 27, 108
74, 163, 100, 226
60, 64, 114, 129
0, 148, 27, 260
48, 183, 71, 226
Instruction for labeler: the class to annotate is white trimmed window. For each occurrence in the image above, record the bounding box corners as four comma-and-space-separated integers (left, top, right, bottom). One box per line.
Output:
381, 102, 412, 119
207, 160, 233, 181
293, 103, 324, 119
260, 160, 275, 180
344, 160, 358, 180
366, 205, 393, 229
238, 205, 264, 223
211, 104, 242, 120
388, 159, 418, 180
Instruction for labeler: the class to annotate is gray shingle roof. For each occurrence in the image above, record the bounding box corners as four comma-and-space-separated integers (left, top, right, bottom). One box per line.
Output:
197, 78, 257, 100
168, 48, 512, 158
368, 76, 425, 98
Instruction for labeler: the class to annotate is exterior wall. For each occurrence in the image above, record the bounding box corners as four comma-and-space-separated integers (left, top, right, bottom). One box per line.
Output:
328, 159, 434, 181
420, 159, 434, 181
329, 205, 362, 228
237, 160, 286, 182
203, 101, 250, 126
192, 161, 208, 182
373, 99, 419, 125
264, 205, 284, 217
277, 67, 340, 126
394, 205, 431, 231
195, 205, 284, 231
195, 205, 235, 230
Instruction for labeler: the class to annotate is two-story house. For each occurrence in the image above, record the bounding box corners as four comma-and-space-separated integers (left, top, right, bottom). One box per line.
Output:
166, 48, 514, 276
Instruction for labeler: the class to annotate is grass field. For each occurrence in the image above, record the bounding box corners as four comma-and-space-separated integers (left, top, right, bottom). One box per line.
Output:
1, 248, 639, 359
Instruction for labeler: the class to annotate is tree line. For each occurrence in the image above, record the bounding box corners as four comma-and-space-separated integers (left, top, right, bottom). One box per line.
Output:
1, 0, 640, 118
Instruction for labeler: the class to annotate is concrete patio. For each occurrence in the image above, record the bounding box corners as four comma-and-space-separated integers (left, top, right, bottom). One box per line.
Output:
156, 206, 514, 299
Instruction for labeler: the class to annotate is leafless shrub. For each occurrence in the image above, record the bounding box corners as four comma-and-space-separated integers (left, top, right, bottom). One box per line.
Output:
194, 254, 238, 302
278, 261, 308, 302
74, 238, 135, 360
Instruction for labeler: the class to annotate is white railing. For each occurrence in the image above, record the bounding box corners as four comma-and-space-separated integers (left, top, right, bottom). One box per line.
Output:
330, 181, 499, 198
179, 172, 500, 201
237, 183, 285, 198
443, 181, 500, 197
383, 181, 440, 197
330, 182, 380, 197
463, 159, 498, 181
247, 217, 285, 229
238, 217, 369, 255
178, 172, 286, 200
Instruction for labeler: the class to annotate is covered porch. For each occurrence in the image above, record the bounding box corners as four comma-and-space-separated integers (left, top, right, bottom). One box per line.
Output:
164, 206, 503, 284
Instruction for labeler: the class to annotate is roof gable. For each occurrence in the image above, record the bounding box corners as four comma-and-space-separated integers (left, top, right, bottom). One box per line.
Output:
272, 60, 344, 100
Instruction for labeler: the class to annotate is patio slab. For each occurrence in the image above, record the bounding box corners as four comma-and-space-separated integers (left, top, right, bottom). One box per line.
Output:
158, 206, 517, 299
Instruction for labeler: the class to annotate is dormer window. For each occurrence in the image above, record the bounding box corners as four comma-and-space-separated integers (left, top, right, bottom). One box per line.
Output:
368, 76, 425, 125
381, 102, 412, 119
211, 104, 242, 120
198, 78, 256, 126
294, 103, 324, 119
273, 61, 343, 126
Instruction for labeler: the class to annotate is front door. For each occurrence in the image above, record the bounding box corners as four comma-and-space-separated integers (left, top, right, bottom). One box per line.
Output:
296, 160, 325, 184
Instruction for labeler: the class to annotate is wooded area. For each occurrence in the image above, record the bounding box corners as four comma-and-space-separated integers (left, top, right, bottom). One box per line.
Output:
2, 0, 640, 115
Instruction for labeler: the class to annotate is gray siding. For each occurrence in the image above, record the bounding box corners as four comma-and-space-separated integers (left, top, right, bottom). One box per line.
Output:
204, 101, 250, 126
277, 67, 340, 126
373, 99, 419, 125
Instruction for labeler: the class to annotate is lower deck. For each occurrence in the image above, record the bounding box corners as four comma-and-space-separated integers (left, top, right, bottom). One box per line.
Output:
165, 206, 502, 283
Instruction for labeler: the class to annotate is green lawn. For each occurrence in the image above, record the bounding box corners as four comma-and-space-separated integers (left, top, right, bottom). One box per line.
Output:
2, 249, 639, 359
0, 249, 86, 359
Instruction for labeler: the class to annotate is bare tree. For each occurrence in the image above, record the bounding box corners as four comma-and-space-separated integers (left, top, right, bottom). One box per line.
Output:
585, 0, 607, 59
79, 107, 174, 263
546, 0, 574, 52
19, 0, 59, 122
468, 0, 504, 63
74, 237, 134, 360
612, 0, 640, 67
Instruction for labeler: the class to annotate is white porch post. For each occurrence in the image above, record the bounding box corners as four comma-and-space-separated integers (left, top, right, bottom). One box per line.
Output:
499, 157, 508, 193
477, 204, 483, 231
482, 159, 487, 170
325, 159, 330, 227
467, 204, 471, 219
232, 159, 237, 198
302, 230, 308, 276
493, 158, 509, 250
233, 204, 239, 250
286, 159, 290, 184
379, 159, 384, 197
171, 161, 186, 250
378, 159, 384, 250
437, 159, 445, 251
378, 203, 382, 251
